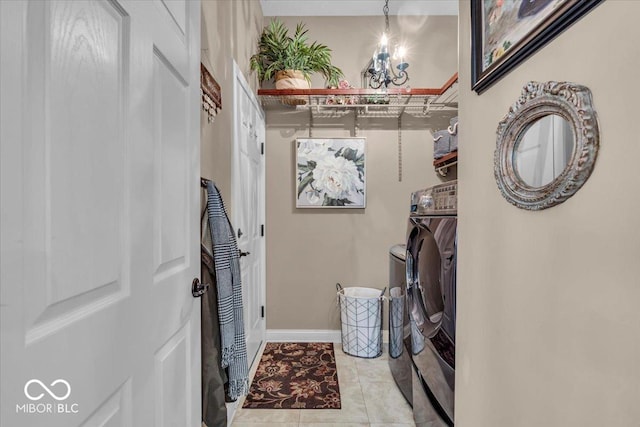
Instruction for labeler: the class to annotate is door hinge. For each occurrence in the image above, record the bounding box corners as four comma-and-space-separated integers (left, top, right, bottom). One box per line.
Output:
261, 142, 264, 155
261, 305, 265, 318
260, 224, 264, 236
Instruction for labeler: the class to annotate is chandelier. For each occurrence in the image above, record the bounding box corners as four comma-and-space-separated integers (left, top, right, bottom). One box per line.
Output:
365, 0, 409, 89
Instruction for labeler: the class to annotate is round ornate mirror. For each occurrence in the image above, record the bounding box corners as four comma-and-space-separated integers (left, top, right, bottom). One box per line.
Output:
495, 81, 599, 210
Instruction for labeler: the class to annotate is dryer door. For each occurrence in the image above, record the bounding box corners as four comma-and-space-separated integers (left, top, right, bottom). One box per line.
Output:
407, 218, 445, 348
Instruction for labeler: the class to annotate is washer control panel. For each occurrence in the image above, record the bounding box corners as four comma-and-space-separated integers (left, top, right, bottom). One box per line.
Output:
411, 180, 457, 215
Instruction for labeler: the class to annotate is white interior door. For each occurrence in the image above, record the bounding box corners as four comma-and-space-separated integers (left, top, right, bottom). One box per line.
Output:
0, 1, 201, 426
232, 62, 266, 366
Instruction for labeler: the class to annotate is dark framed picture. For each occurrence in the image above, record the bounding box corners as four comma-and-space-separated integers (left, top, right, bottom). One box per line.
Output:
471, 0, 604, 94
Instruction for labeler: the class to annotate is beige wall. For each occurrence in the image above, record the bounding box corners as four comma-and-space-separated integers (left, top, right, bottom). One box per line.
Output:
201, 0, 263, 210
456, 1, 640, 426
265, 16, 458, 330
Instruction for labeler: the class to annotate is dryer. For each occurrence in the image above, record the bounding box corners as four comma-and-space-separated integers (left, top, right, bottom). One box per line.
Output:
406, 181, 457, 427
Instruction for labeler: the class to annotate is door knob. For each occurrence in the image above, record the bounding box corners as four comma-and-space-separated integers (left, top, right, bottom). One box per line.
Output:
237, 228, 243, 238
192, 278, 209, 298
239, 250, 251, 257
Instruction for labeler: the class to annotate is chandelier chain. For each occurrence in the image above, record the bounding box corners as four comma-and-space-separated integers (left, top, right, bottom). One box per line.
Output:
384, 0, 390, 32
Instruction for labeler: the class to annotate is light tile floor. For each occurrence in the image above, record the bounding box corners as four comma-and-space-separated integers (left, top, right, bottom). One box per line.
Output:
231, 343, 416, 427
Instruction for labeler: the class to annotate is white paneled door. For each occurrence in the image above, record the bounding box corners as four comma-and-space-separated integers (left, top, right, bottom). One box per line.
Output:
232, 63, 266, 366
0, 1, 201, 426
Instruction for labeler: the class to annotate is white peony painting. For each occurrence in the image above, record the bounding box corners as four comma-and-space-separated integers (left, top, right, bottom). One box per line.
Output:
296, 138, 366, 208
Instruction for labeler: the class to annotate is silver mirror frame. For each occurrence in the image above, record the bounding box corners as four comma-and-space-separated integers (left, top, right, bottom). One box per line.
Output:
494, 81, 599, 210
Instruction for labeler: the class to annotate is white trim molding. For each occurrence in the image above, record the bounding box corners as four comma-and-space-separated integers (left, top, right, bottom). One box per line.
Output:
266, 329, 390, 343
266, 329, 342, 343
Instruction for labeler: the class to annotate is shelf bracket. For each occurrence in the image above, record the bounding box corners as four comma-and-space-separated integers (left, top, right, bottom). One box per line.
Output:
354, 109, 359, 137
436, 160, 457, 176
423, 97, 432, 116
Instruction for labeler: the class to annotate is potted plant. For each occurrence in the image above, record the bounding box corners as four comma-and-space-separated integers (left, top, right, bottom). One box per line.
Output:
250, 19, 343, 104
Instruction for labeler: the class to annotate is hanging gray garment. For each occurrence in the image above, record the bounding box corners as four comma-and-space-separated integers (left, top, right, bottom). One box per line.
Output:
201, 189, 228, 427
205, 181, 249, 400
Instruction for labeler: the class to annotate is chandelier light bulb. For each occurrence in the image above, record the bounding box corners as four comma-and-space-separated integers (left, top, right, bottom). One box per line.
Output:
396, 45, 406, 60
380, 33, 388, 46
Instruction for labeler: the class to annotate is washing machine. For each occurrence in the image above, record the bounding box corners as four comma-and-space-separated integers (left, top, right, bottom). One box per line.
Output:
406, 180, 457, 427
388, 243, 412, 406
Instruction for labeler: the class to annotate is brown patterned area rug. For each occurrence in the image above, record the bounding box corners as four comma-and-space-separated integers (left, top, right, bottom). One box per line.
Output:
242, 342, 341, 409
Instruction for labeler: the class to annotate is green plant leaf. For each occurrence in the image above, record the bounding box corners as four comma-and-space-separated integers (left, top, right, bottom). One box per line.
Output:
297, 173, 314, 198
249, 18, 344, 84
341, 148, 357, 162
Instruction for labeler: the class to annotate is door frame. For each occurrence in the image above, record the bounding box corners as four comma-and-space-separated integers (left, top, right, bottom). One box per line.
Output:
231, 60, 266, 361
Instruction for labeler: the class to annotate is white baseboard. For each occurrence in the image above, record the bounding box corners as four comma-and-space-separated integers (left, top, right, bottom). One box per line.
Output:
266, 329, 342, 343
266, 329, 390, 343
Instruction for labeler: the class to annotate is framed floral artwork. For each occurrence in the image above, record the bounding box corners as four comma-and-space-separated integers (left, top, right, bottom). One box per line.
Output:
471, 0, 603, 94
296, 138, 366, 208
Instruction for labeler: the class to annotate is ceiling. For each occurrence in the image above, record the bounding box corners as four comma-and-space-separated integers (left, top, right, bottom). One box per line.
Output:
259, 0, 459, 17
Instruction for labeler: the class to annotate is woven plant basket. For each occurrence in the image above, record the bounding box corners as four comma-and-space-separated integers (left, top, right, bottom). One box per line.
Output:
275, 70, 309, 106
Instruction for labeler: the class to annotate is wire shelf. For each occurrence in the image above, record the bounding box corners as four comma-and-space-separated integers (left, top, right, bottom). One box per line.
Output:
258, 73, 458, 119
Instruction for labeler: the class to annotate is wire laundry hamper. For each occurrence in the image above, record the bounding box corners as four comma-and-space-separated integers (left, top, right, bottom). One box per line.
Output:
388, 287, 404, 359
336, 283, 386, 358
